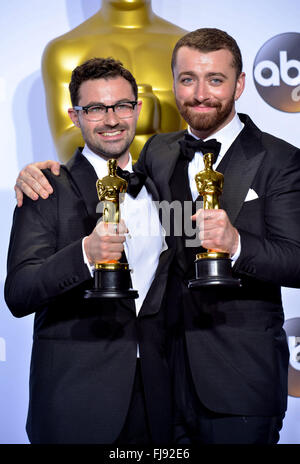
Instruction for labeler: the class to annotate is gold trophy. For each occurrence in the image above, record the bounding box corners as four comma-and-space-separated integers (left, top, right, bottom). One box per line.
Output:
85, 159, 139, 299
188, 153, 241, 288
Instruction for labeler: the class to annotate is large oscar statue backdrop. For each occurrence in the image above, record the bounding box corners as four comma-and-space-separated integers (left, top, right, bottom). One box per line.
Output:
42, 0, 187, 163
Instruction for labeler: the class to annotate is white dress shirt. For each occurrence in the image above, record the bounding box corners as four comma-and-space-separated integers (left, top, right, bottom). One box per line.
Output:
81, 145, 167, 316
187, 113, 244, 261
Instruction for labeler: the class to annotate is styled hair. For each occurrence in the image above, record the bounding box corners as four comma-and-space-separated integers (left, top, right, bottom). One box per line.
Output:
171, 28, 243, 78
69, 57, 138, 106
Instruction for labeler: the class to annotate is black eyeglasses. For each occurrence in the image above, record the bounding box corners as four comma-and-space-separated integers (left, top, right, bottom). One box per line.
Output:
73, 101, 138, 121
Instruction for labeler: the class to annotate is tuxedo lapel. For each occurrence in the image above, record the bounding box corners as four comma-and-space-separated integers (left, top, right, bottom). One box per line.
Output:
65, 148, 100, 223
144, 177, 160, 202
154, 132, 186, 202
219, 115, 265, 225
163, 133, 187, 270
139, 247, 174, 317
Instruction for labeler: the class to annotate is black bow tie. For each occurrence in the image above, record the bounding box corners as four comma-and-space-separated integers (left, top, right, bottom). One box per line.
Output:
116, 166, 146, 198
179, 133, 221, 164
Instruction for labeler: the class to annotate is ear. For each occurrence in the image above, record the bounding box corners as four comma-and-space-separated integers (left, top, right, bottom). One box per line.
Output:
172, 78, 176, 96
136, 100, 142, 118
234, 72, 246, 101
68, 108, 80, 128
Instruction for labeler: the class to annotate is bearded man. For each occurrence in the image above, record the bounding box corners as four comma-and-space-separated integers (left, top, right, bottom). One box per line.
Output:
134, 28, 300, 444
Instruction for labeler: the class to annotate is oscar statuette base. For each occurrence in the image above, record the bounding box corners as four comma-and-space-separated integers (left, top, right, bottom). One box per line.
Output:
188, 252, 241, 288
84, 262, 139, 299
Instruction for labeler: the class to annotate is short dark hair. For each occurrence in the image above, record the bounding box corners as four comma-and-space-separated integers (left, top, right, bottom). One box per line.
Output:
69, 57, 138, 106
171, 28, 243, 78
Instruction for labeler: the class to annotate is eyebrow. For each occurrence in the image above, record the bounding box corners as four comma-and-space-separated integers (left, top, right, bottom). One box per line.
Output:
79, 98, 135, 107
177, 71, 228, 79
206, 72, 228, 79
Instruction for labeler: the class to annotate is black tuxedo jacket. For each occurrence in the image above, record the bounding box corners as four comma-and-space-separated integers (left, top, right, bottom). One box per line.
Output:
5, 149, 174, 444
134, 114, 300, 416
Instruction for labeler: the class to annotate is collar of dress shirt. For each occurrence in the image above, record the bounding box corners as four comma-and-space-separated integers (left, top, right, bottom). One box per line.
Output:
81, 145, 133, 179
187, 112, 244, 162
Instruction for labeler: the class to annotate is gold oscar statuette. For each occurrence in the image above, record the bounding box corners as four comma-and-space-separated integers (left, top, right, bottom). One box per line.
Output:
188, 153, 241, 288
84, 159, 139, 299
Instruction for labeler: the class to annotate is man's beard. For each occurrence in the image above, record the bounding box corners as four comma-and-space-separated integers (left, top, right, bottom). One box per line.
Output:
177, 94, 235, 134
81, 124, 133, 160
88, 139, 132, 160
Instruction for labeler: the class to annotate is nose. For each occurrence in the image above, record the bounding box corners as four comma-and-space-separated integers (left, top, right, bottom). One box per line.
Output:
103, 107, 119, 125
194, 81, 210, 103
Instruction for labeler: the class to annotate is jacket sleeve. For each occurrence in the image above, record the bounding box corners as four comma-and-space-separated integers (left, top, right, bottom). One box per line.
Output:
4, 192, 92, 318
234, 147, 300, 288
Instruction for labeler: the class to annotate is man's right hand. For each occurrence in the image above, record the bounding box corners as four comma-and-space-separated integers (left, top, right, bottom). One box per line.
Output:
15, 160, 60, 207
84, 221, 128, 265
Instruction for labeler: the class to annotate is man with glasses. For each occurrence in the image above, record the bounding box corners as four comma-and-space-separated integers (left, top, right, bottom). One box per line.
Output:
5, 57, 173, 444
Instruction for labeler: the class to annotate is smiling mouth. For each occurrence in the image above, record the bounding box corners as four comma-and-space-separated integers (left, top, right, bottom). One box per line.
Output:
185, 99, 220, 109
192, 106, 215, 111
100, 130, 123, 137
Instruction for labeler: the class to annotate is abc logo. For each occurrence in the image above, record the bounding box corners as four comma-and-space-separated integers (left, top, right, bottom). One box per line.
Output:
253, 32, 300, 112
284, 318, 300, 397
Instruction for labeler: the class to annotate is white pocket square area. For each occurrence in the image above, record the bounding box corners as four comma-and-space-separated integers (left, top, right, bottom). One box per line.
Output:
244, 188, 259, 202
